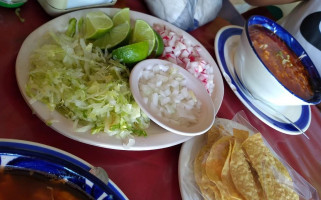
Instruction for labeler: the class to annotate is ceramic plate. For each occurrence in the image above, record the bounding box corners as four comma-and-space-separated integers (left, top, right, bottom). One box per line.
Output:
0, 139, 128, 200
214, 25, 311, 135
16, 8, 224, 150
179, 117, 316, 200
178, 118, 254, 200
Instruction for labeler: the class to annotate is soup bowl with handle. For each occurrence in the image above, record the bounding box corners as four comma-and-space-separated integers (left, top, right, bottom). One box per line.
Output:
233, 15, 321, 106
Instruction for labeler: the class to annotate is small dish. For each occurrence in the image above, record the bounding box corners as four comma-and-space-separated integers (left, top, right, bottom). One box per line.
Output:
130, 59, 215, 136
214, 25, 311, 135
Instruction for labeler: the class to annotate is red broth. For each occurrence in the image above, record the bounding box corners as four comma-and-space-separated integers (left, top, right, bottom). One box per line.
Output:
249, 25, 314, 100
0, 167, 94, 200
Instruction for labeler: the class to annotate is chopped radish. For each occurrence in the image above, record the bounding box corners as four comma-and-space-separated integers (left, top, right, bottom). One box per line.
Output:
153, 24, 215, 95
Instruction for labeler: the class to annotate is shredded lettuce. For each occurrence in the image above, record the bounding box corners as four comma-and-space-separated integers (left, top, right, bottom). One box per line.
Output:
26, 31, 150, 140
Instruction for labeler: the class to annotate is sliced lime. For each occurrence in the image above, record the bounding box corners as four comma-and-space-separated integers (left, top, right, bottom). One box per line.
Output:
93, 22, 131, 50
112, 8, 130, 26
65, 18, 77, 38
131, 19, 155, 56
153, 30, 164, 57
85, 11, 113, 40
112, 41, 149, 64
77, 17, 85, 37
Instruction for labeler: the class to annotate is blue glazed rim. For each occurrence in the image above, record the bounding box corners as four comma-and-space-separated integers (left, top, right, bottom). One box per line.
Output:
245, 15, 321, 104
0, 139, 127, 200
216, 26, 311, 134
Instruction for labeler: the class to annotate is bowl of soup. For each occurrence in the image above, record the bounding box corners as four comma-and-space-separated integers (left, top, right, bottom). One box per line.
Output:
233, 15, 321, 105
0, 139, 128, 200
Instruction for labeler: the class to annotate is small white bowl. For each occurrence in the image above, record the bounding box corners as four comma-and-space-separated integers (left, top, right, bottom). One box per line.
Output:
233, 15, 321, 106
130, 59, 215, 136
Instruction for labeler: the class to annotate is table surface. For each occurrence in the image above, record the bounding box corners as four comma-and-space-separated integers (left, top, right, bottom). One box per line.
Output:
1, 1, 321, 199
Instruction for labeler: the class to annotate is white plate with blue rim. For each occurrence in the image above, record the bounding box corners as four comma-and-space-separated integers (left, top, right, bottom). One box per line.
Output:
214, 25, 311, 135
0, 139, 128, 200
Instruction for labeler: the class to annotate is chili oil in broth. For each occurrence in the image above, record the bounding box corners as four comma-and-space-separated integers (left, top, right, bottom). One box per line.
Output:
249, 24, 314, 101
0, 167, 94, 200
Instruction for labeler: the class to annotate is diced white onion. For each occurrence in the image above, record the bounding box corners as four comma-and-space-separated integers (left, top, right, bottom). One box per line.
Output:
139, 63, 201, 127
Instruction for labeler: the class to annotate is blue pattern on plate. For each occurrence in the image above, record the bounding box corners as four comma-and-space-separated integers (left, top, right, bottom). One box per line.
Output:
216, 26, 311, 134
0, 140, 127, 200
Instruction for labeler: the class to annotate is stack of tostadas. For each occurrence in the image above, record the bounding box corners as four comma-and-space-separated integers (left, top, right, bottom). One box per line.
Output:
194, 123, 299, 200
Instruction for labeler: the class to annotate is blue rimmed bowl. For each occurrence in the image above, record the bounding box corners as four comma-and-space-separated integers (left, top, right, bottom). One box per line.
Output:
0, 139, 128, 200
233, 15, 321, 106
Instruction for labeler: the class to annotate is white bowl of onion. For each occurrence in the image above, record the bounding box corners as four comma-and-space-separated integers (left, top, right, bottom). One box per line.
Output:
130, 59, 215, 136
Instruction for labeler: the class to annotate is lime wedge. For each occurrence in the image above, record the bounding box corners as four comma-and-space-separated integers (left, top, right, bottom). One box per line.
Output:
113, 8, 130, 26
131, 19, 155, 56
78, 17, 85, 37
112, 41, 149, 64
65, 18, 77, 37
85, 11, 113, 40
153, 30, 164, 57
93, 22, 131, 50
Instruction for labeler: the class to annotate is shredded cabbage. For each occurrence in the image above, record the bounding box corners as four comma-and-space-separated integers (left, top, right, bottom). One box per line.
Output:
26, 32, 150, 140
